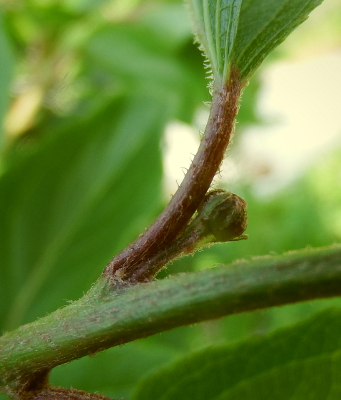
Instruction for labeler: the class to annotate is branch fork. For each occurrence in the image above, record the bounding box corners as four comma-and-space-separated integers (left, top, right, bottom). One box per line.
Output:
104, 69, 246, 283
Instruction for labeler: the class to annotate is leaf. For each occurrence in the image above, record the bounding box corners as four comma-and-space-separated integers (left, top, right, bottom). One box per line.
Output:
84, 21, 207, 123
0, 93, 166, 331
133, 308, 341, 400
51, 338, 181, 399
187, 0, 323, 84
232, 0, 323, 80
0, 12, 14, 150
188, 0, 242, 86
139, 3, 194, 54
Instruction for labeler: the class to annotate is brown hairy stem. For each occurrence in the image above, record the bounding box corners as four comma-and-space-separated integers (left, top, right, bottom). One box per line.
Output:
104, 69, 243, 282
133, 190, 248, 281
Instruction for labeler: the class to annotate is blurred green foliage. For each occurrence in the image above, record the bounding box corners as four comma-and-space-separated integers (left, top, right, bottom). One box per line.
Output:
132, 308, 341, 400
0, 0, 340, 399
0, 13, 13, 150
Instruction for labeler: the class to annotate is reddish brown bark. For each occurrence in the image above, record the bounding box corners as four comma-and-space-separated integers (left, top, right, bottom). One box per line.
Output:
104, 70, 242, 282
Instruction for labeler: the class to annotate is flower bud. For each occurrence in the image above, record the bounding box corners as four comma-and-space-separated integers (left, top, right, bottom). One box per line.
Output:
198, 189, 247, 242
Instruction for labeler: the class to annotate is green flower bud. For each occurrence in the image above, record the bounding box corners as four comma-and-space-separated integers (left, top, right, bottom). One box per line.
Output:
197, 189, 247, 242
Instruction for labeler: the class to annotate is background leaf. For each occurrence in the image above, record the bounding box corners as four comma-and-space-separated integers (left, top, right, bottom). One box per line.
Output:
0, 93, 166, 331
133, 308, 341, 400
83, 14, 207, 123
0, 12, 14, 150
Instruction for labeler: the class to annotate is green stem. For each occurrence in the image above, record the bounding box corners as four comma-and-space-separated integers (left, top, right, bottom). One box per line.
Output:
1, 245, 341, 397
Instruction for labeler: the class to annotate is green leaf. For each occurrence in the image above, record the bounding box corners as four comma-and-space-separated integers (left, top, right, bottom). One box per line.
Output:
188, 0, 242, 86
0, 13, 14, 150
0, 93, 166, 331
51, 338, 181, 399
187, 0, 323, 84
139, 3, 193, 54
232, 0, 323, 80
84, 20, 207, 123
133, 308, 341, 400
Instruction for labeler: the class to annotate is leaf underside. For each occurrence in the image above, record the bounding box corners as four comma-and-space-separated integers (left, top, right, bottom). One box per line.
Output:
187, 0, 323, 84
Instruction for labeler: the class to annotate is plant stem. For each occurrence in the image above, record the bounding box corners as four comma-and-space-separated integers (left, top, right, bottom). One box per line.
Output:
130, 190, 248, 281
2, 245, 341, 397
104, 69, 243, 282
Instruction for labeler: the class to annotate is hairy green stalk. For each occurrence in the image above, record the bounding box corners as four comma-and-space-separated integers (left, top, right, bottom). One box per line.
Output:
1, 245, 341, 398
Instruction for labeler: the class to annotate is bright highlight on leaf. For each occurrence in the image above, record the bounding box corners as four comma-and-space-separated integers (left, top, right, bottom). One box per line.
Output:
187, 0, 324, 86
0, 13, 14, 150
133, 308, 341, 400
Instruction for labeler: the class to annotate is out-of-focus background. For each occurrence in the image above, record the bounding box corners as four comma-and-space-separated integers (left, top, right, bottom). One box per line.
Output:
0, 0, 340, 398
